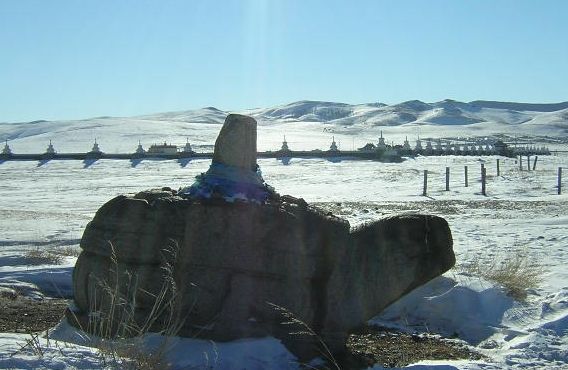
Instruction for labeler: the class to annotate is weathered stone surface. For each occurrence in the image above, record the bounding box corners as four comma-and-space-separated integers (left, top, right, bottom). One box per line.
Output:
70, 189, 454, 357
322, 215, 454, 347
180, 114, 271, 201
69, 113, 455, 359
212, 114, 257, 171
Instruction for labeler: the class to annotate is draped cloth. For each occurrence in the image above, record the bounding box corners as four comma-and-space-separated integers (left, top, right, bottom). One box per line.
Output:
180, 161, 274, 202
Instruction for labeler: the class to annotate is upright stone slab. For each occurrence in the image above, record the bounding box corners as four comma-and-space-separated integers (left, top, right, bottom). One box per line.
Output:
180, 114, 271, 201
212, 113, 257, 171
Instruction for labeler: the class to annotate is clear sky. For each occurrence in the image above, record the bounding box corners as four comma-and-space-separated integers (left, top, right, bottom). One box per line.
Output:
1, 0, 567, 122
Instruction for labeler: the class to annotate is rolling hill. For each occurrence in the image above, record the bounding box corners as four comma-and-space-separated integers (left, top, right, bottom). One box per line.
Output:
1, 99, 567, 153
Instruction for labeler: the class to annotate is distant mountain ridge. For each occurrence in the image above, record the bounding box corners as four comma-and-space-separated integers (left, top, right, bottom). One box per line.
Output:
240, 99, 568, 128
468, 100, 568, 112
1, 98, 567, 154
5, 99, 567, 127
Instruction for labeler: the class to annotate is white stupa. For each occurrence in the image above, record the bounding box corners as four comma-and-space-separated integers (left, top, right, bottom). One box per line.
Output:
280, 136, 290, 151
415, 137, 423, 151
402, 136, 411, 151
45, 140, 56, 155
2, 140, 12, 155
135, 141, 145, 154
90, 139, 102, 154
329, 136, 339, 151
183, 138, 193, 153
377, 131, 386, 149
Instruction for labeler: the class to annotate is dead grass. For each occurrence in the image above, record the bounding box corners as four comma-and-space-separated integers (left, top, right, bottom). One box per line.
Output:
268, 301, 340, 370
78, 241, 185, 369
55, 245, 82, 257
24, 247, 64, 265
12, 241, 196, 369
460, 247, 544, 300
23, 245, 81, 265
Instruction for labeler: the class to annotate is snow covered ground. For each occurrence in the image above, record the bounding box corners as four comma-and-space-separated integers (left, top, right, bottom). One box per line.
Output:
0, 152, 566, 369
0, 103, 567, 369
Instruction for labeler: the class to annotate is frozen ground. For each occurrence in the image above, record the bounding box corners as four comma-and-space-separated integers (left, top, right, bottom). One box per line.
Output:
0, 149, 567, 369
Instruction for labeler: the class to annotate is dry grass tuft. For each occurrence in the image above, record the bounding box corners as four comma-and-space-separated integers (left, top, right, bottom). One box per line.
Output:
24, 247, 64, 265
10, 241, 191, 369
55, 245, 82, 257
79, 241, 185, 369
268, 301, 340, 370
460, 247, 544, 301
23, 245, 81, 265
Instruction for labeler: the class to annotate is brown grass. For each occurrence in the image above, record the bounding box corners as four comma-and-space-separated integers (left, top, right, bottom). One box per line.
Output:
460, 247, 544, 300
24, 247, 64, 265
268, 301, 340, 370
79, 241, 185, 369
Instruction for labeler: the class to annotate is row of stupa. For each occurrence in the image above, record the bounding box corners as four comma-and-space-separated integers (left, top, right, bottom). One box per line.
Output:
365, 132, 549, 155
2, 133, 550, 157
278, 132, 550, 156
279, 136, 339, 152
1, 139, 194, 156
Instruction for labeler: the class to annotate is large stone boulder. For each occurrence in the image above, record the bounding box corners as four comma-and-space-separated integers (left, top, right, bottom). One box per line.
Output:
68, 114, 455, 358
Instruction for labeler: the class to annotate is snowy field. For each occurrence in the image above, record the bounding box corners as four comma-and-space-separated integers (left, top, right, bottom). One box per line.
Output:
1, 101, 567, 369
0, 150, 567, 369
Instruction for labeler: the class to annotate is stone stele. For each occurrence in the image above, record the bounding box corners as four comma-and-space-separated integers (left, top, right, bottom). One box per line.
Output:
68, 114, 455, 359
212, 113, 257, 171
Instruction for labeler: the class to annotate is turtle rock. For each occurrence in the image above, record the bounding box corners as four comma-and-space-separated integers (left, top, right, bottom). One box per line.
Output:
68, 114, 455, 360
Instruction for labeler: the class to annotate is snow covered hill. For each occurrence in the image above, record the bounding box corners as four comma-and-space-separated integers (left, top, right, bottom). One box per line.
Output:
1, 99, 567, 154
250, 99, 568, 129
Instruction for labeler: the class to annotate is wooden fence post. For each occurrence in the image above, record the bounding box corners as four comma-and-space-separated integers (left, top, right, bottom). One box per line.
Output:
519, 155, 523, 171
527, 155, 531, 171
496, 159, 500, 176
423, 170, 428, 196
464, 165, 468, 187
445, 167, 450, 191
481, 164, 486, 196
559, 167, 563, 195
533, 156, 538, 170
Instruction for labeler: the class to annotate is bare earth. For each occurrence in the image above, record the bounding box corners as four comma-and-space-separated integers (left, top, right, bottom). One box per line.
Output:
342, 326, 484, 368
0, 295, 68, 333
0, 294, 482, 368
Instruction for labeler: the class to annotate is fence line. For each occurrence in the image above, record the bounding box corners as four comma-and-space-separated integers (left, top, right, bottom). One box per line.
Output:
421, 159, 565, 197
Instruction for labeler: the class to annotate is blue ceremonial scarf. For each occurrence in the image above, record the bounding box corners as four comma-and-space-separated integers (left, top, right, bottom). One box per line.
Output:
180, 161, 274, 202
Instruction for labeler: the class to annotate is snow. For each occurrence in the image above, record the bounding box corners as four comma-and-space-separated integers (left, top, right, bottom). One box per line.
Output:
2, 99, 567, 155
1, 325, 298, 370
0, 103, 567, 369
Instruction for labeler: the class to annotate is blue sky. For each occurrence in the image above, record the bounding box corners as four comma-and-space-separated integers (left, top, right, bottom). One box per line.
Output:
1, 0, 567, 122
